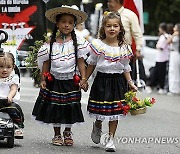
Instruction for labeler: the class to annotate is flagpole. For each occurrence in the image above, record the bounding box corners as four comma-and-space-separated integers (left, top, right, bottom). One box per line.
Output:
42, 0, 49, 33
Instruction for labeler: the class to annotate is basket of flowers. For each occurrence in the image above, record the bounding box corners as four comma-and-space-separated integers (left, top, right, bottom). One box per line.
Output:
121, 91, 156, 115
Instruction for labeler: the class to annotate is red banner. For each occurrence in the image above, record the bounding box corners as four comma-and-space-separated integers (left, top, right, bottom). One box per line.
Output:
123, 0, 144, 53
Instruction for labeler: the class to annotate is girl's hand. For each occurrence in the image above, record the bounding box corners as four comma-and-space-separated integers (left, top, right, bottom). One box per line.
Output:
128, 81, 138, 92
7, 96, 13, 104
135, 50, 142, 59
40, 80, 46, 89
79, 79, 89, 92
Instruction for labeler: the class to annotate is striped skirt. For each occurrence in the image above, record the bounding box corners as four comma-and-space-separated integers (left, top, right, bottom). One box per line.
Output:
87, 72, 128, 121
32, 78, 84, 125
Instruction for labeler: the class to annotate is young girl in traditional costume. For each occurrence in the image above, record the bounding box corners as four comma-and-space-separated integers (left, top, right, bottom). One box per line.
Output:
86, 12, 137, 152
32, 5, 89, 146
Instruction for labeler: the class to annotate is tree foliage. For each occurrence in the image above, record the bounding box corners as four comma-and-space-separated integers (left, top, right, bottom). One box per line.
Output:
143, 0, 180, 35
25, 40, 43, 85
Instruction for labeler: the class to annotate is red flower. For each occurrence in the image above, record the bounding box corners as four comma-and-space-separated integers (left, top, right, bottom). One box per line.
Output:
117, 102, 123, 108
117, 101, 131, 115
122, 105, 130, 115
43, 72, 53, 82
123, 105, 130, 111
132, 97, 138, 102
117, 103, 130, 115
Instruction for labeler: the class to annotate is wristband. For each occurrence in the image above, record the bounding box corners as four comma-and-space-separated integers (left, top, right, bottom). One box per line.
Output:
81, 77, 87, 80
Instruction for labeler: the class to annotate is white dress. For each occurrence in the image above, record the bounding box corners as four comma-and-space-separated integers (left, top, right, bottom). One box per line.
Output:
0, 74, 20, 103
86, 39, 133, 121
168, 36, 180, 94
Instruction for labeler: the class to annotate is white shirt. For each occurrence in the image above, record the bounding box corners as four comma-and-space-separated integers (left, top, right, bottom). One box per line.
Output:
118, 6, 143, 51
38, 36, 90, 80
87, 39, 133, 74
156, 34, 169, 62
75, 29, 90, 39
0, 74, 20, 103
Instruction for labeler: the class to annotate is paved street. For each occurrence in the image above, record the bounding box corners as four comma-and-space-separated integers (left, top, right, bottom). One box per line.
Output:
0, 76, 180, 154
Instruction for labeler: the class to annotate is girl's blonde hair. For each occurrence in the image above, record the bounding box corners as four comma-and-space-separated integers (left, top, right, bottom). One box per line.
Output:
98, 12, 125, 46
0, 52, 15, 66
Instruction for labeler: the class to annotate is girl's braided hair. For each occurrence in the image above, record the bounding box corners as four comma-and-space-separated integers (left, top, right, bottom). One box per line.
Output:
48, 25, 57, 70
71, 29, 78, 68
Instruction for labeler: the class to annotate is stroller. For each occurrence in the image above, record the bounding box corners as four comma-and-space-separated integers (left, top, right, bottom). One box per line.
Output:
0, 30, 23, 148
0, 99, 15, 148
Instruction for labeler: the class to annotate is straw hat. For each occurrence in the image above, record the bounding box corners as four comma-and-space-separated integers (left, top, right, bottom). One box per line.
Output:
45, 5, 87, 24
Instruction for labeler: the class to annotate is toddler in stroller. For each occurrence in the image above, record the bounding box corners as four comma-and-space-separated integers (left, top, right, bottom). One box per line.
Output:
0, 52, 24, 140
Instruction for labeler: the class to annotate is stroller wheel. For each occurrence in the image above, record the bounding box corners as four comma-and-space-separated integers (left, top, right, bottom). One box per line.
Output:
7, 137, 14, 148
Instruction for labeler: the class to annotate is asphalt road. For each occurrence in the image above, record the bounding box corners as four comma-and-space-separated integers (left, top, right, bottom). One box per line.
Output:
0, 76, 180, 154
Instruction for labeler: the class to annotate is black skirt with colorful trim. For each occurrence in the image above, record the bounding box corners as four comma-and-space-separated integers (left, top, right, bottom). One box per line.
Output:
87, 72, 128, 121
32, 78, 84, 125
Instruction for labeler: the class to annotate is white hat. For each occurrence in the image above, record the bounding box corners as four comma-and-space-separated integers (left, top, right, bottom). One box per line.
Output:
45, 5, 87, 24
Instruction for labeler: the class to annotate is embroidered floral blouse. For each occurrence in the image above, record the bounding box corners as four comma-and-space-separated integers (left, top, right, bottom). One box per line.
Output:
87, 39, 133, 74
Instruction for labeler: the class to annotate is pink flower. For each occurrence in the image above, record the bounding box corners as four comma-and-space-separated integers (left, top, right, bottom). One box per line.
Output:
150, 98, 156, 104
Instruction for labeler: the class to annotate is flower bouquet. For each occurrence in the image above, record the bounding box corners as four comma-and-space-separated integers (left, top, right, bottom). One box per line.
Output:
120, 91, 156, 115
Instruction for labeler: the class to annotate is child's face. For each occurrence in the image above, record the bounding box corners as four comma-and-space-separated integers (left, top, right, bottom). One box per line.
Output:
76, 23, 83, 31
0, 57, 14, 78
57, 14, 75, 35
104, 18, 121, 39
